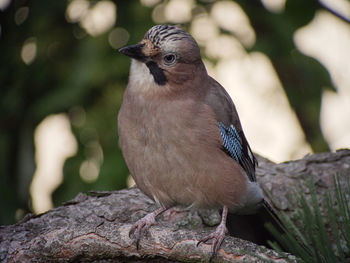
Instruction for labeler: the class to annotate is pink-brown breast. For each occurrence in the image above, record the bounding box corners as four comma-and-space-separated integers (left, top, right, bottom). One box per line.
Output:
118, 83, 250, 211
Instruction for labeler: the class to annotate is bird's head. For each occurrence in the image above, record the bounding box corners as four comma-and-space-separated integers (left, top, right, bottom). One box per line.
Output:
119, 25, 204, 89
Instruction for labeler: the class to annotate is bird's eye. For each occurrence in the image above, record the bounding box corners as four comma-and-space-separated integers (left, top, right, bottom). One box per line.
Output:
163, 54, 176, 65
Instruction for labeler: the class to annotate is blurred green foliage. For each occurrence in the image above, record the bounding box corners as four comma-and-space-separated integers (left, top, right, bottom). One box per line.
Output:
0, 0, 338, 225
0, 0, 154, 224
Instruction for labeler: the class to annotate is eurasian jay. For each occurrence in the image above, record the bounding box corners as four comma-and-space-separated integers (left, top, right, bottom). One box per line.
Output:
118, 24, 281, 260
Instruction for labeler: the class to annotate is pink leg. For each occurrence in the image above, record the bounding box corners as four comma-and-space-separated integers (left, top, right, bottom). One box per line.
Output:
129, 206, 167, 249
197, 206, 228, 261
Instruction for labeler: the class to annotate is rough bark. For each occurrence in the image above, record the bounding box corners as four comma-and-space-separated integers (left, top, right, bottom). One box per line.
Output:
1, 149, 349, 263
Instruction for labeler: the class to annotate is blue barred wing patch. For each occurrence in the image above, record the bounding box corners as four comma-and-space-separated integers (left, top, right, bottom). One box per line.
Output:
218, 121, 257, 182
218, 122, 243, 163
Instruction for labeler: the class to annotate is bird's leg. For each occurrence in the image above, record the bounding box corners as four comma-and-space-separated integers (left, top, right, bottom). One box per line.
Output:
197, 206, 228, 261
129, 206, 167, 249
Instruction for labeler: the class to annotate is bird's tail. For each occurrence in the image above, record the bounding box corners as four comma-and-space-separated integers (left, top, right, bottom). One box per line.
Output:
226, 198, 287, 250
261, 198, 287, 235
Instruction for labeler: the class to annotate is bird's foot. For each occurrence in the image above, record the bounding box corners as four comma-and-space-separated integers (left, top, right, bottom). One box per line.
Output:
197, 206, 229, 262
129, 207, 166, 249
197, 223, 228, 261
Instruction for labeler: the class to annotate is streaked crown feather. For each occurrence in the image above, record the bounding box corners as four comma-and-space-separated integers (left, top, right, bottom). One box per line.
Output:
143, 25, 200, 60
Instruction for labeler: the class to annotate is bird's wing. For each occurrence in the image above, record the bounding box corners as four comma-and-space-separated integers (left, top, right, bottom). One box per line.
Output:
204, 77, 257, 182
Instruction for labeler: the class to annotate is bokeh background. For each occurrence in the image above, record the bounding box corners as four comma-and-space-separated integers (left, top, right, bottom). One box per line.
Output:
1, 0, 349, 225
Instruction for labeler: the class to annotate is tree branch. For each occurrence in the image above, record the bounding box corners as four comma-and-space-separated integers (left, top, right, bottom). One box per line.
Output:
318, 0, 350, 24
1, 149, 349, 262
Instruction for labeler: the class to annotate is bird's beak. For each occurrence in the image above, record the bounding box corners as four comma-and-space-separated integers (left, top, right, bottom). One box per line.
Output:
119, 43, 146, 61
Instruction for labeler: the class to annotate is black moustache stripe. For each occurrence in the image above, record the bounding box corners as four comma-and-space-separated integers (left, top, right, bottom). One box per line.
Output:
145, 61, 167, 86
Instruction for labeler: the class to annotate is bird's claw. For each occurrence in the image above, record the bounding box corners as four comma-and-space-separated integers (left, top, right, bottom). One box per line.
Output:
197, 223, 228, 262
129, 212, 157, 250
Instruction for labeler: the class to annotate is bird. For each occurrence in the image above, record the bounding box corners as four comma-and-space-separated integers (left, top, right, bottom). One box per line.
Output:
118, 24, 283, 261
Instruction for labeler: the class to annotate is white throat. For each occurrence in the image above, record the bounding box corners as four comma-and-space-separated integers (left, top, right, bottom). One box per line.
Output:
129, 59, 156, 91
